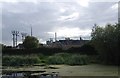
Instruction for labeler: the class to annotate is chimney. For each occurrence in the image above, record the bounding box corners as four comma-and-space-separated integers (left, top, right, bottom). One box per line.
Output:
55, 32, 57, 42
31, 27, 32, 36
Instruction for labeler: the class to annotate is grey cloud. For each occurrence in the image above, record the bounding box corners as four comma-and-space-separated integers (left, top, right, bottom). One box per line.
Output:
2, 2, 117, 45
52, 2, 117, 29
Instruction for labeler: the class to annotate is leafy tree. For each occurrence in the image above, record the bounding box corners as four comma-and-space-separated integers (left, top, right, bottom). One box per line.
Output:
23, 36, 39, 49
91, 23, 119, 65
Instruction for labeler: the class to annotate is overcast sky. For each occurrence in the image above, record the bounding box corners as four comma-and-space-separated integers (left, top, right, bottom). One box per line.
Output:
0, 0, 119, 46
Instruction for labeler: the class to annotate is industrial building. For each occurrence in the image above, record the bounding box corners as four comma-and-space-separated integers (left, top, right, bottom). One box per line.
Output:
46, 37, 89, 50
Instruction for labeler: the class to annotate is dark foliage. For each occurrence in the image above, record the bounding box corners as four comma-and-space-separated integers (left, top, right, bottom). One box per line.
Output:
23, 36, 39, 49
2, 55, 40, 66
2, 44, 97, 55
2, 47, 63, 55
67, 44, 98, 55
91, 23, 120, 65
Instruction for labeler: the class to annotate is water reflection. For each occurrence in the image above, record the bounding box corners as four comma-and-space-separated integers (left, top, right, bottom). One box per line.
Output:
2, 72, 59, 78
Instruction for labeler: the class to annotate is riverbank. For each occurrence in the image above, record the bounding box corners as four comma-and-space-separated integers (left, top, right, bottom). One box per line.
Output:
2, 64, 119, 76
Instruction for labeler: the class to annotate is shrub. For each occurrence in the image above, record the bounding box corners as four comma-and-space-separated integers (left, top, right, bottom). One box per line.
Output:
65, 55, 90, 65
91, 24, 120, 65
54, 53, 71, 59
2, 55, 41, 66
2, 53, 90, 66
47, 55, 65, 64
47, 53, 90, 65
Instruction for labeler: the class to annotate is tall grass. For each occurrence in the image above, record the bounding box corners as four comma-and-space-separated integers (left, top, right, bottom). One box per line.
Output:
47, 53, 90, 65
47, 56, 65, 64
66, 55, 89, 65
2, 55, 41, 66
3, 53, 91, 66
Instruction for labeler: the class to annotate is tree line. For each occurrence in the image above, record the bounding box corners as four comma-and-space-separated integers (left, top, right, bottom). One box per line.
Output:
91, 23, 119, 65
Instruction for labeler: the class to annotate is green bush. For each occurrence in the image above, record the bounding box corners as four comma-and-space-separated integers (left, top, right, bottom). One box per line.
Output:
47, 53, 90, 65
46, 53, 70, 64
65, 55, 90, 65
47, 55, 65, 64
91, 24, 120, 65
2, 53, 90, 66
54, 53, 71, 60
2, 55, 41, 66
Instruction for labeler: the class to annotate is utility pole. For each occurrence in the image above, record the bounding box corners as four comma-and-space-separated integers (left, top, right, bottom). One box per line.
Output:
15, 31, 19, 47
55, 32, 57, 42
80, 37, 82, 40
16, 31, 19, 46
11, 30, 19, 47
11, 31, 16, 47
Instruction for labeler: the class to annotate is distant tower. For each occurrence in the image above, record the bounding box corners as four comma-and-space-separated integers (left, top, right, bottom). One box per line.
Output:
118, 1, 120, 24
80, 37, 82, 40
31, 27, 32, 36
15, 31, 19, 46
11, 31, 16, 47
55, 32, 57, 42
11, 30, 19, 47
